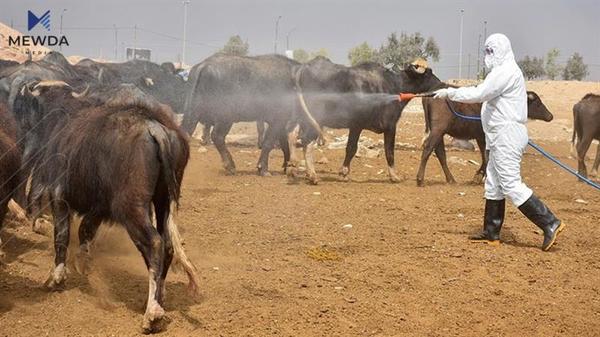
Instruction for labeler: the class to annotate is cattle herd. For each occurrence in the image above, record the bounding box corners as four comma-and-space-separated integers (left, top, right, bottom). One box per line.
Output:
0, 51, 598, 333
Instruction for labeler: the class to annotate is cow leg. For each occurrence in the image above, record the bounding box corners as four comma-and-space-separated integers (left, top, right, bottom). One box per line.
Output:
153, 197, 173, 306
257, 121, 266, 149
44, 193, 71, 290
123, 206, 167, 333
340, 127, 362, 182
287, 125, 301, 166
416, 131, 442, 187
434, 141, 456, 184
576, 136, 593, 179
591, 144, 600, 177
75, 215, 102, 275
256, 123, 280, 176
278, 129, 291, 173
0, 199, 8, 259
211, 121, 236, 175
383, 128, 401, 183
303, 140, 319, 185
200, 124, 212, 145
472, 138, 487, 184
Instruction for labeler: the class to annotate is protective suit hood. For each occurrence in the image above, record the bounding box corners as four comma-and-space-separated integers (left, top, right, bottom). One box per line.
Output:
484, 33, 515, 70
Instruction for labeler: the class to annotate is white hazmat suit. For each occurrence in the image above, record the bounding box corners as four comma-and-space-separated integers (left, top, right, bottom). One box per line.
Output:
436, 33, 533, 207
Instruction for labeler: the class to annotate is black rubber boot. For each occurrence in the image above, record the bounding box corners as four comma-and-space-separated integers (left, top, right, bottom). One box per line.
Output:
518, 194, 565, 251
470, 199, 505, 245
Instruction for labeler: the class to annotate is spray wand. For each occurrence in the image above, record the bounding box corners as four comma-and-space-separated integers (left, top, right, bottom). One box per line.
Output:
397, 92, 437, 102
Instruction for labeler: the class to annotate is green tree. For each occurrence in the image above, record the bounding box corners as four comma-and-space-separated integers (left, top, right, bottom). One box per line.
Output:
310, 48, 330, 60
348, 42, 377, 66
562, 52, 589, 80
377, 32, 440, 70
293, 48, 309, 63
545, 48, 562, 80
518, 56, 546, 80
221, 35, 249, 56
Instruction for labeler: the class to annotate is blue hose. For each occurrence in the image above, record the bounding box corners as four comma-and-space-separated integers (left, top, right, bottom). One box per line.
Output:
445, 99, 600, 191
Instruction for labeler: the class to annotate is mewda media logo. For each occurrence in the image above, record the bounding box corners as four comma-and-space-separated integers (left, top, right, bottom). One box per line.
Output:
28, 10, 51, 31
8, 9, 70, 53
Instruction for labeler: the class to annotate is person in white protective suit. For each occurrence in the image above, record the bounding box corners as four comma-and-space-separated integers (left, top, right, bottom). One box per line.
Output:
433, 33, 565, 251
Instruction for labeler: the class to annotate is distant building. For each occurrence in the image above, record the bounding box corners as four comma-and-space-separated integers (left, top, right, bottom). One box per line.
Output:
126, 47, 151, 61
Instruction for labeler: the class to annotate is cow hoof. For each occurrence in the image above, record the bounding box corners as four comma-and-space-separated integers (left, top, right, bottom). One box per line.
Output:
389, 175, 401, 183
32, 217, 52, 236
416, 179, 425, 187
75, 250, 92, 275
258, 170, 272, 177
44, 264, 67, 291
472, 173, 484, 184
448, 179, 457, 185
224, 167, 236, 176
340, 175, 351, 182
591, 170, 598, 178
307, 176, 319, 185
142, 303, 166, 334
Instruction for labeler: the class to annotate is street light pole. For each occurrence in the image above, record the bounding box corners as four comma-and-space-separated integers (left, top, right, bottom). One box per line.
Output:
59, 9, 67, 52
458, 9, 464, 79
274, 15, 282, 54
286, 27, 296, 51
181, 0, 191, 67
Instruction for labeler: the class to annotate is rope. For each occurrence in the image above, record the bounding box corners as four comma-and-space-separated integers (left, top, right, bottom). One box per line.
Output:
444, 99, 600, 191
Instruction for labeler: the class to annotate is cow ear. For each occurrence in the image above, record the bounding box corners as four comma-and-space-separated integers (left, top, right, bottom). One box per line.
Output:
527, 92, 536, 101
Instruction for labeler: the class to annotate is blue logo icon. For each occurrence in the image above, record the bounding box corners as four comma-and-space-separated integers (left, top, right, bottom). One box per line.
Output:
28, 10, 51, 31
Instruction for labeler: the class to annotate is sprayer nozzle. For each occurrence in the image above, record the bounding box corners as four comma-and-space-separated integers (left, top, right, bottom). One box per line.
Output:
398, 93, 416, 102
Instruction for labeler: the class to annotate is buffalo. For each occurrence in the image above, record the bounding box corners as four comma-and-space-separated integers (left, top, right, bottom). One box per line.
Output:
572, 93, 600, 178
294, 57, 444, 184
13, 81, 199, 333
181, 54, 313, 176
418, 91, 554, 186
0, 101, 22, 258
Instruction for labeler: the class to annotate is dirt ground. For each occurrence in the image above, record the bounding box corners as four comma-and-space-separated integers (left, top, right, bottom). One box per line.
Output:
1, 81, 600, 336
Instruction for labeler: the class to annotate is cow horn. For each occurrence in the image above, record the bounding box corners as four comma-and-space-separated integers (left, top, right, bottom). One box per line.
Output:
33, 80, 71, 90
22, 83, 40, 97
72, 85, 89, 98
144, 77, 154, 86
411, 58, 428, 74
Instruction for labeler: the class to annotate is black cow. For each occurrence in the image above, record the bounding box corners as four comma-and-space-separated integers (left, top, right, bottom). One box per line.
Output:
295, 57, 444, 184
572, 93, 600, 178
0, 101, 22, 259
181, 54, 313, 176
13, 81, 199, 333
418, 91, 554, 186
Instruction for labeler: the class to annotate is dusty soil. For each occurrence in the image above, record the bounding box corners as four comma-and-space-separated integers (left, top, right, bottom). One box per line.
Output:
1, 82, 600, 336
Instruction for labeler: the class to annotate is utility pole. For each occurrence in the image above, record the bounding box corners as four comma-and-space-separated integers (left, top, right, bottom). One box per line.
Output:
286, 27, 296, 51
274, 15, 282, 54
458, 9, 464, 79
59, 9, 67, 52
133, 24, 137, 60
476, 34, 481, 79
182, 0, 191, 67
114, 24, 118, 61
467, 53, 471, 79
482, 20, 488, 77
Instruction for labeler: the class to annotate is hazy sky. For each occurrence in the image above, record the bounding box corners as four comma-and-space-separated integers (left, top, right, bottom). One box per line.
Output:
2, 0, 599, 80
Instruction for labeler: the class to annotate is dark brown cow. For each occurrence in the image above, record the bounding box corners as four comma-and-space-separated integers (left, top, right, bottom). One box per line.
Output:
572, 93, 600, 178
13, 81, 199, 333
417, 91, 553, 186
0, 102, 22, 258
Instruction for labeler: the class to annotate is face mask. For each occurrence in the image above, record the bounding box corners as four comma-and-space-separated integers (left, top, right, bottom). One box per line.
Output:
484, 54, 494, 69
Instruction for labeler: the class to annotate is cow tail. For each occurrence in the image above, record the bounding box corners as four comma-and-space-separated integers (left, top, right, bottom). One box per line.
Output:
571, 104, 579, 159
148, 122, 200, 296
421, 97, 432, 148
293, 67, 325, 143
180, 63, 205, 136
